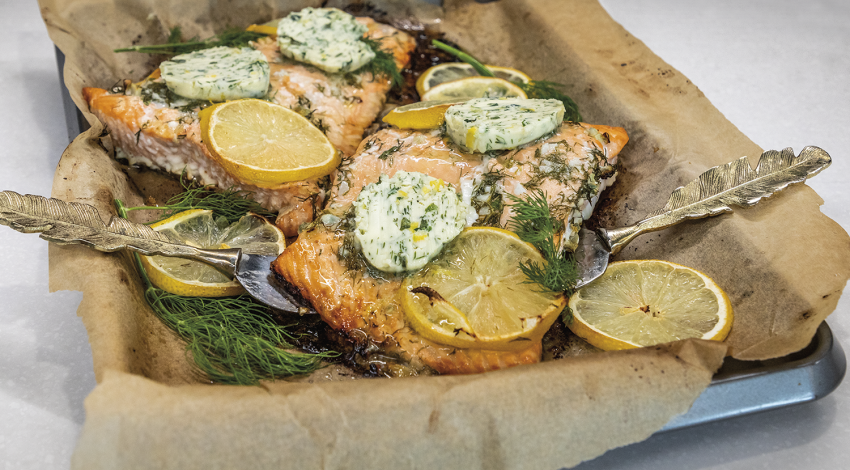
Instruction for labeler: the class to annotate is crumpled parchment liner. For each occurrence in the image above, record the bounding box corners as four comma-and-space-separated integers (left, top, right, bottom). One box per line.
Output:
38, 0, 849, 468
72, 341, 725, 470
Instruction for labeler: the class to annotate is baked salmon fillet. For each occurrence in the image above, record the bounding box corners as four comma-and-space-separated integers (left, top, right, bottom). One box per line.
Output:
83, 17, 414, 236
273, 124, 628, 376
254, 18, 415, 157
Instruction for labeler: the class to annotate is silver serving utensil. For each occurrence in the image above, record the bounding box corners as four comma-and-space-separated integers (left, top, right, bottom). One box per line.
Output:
0, 191, 313, 314
574, 146, 832, 288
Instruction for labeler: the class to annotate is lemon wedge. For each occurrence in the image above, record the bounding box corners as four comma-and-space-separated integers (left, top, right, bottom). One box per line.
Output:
416, 63, 531, 97
199, 99, 339, 188
246, 24, 278, 36
420, 76, 527, 101
401, 227, 566, 350
140, 209, 286, 297
567, 260, 733, 351
382, 99, 468, 129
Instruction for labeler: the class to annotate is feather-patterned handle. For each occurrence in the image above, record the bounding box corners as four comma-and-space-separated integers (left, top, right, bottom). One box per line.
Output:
0, 191, 240, 275
601, 146, 831, 254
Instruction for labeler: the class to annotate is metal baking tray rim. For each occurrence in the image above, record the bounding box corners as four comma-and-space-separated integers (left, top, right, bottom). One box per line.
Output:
663, 321, 846, 432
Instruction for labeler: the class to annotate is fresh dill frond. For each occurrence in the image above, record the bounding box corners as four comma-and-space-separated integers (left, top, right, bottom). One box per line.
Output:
518, 81, 582, 122
166, 26, 183, 45
115, 27, 267, 55
115, 198, 334, 385
377, 139, 403, 163
361, 37, 403, 88
508, 190, 556, 248
124, 176, 276, 224
145, 288, 333, 385
507, 191, 578, 294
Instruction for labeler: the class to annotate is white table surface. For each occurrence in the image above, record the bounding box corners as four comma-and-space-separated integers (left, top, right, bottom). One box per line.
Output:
1, 0, 848, 468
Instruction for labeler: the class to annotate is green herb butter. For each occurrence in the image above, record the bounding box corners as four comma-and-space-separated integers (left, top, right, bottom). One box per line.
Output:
277, 7, 376, 74
445, 98, 565, 153
354, 171, 472, 272
159, 46, 270, 101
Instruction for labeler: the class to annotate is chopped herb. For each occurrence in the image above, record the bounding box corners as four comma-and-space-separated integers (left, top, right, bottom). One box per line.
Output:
470, 168, 506, 227
378, 139, 403, 163
360, 37, 403, 88
138, 81, 211, 112
524, 148, 576, 191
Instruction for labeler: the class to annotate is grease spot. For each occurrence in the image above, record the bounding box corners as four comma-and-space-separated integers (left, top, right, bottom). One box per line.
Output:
118, 269, 130, 286
428, 410, 440, 433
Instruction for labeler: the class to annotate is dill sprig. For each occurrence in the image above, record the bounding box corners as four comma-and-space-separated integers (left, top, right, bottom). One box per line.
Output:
507, 191, 578, 294
517, 80, 582, 122
123, 176, 276, 224
361, 37, 403, 88
114, 26, 266, 55
145, 289, 332, 385
114, 197, 332, 385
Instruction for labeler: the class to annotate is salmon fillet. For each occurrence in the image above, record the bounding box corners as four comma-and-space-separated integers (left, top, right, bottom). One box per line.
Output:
82, 87, 321, 236
254, 18, 415, 157
83, 17, 414, 236
273, 123, 628, 376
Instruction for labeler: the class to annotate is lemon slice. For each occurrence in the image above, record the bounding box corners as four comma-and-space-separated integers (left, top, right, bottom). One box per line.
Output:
382, 99, 468, 129
199, 99, 339, 188
400, 227, 566, 350
246, 24, 278, 36
140, 209, 286, 297
416, 63, 531, 97
420, 76, 528, 101
567, 260, 733, 351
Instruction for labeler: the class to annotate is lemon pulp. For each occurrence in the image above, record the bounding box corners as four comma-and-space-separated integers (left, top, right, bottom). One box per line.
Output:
568, 259, 733, 350
416, 63, 530, 97
421, 76, 527, 101
401, 227, 565, 350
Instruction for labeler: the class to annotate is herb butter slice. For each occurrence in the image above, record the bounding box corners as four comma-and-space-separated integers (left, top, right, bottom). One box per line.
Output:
354, 171, 472, 273
445, 98, 565, 153
159, 46, 270, 101
277, 7, 375, 74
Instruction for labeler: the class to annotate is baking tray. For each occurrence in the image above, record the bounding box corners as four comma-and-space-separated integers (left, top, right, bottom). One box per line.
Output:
664, 321, 845, 431
54, 48, 847, 432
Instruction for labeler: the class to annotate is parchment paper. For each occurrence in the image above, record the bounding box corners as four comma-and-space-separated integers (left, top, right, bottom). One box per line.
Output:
37, 0, 850, 468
